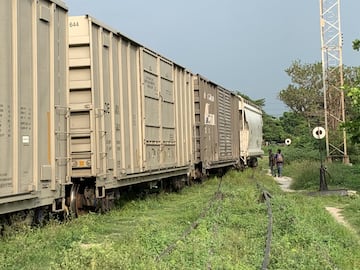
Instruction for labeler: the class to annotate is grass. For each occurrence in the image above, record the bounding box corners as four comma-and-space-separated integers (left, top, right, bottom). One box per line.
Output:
281, 156, 360, 233
1, 166, 360, 269
284, 159, 360, 192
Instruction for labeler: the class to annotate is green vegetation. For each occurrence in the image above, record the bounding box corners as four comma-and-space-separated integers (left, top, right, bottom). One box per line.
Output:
284, 158, 360, 235
267, 143, 360, 191
261, 59, 360, 158
286, 159, 360, 191
264, 143, 360, 236
1, 165, 360, 269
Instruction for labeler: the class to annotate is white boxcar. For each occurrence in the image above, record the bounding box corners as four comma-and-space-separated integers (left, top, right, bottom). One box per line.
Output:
68, 16, 194, 196
238, 96, 264, 166
0, 0, 68, 214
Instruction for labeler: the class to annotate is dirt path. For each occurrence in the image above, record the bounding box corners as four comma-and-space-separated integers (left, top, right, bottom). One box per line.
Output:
325, 207, 355, 232
268, 169, 355, 232
273, 175, 294, 192
267, 169, 294, 192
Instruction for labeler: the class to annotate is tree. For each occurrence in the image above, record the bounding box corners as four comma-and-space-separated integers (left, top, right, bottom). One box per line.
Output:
353, 39, 360, 51
341, 40, 360, 144
279, 60, 360, 126
280, 112, 308, 137
278, 60, 324, 132
342, 86, 360, 143
262, 113, 286, 143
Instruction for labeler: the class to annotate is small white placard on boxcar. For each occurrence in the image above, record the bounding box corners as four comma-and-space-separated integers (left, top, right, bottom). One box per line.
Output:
22, 135, 30, 145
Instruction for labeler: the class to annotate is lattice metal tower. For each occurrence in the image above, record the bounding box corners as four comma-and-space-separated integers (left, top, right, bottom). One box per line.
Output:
319, 0, 349, 163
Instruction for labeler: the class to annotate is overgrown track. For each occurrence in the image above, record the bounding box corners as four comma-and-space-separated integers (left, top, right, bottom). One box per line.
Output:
156, 176, 225, 261
216, 173, 274, 270
156, 172, 274, 270
258, 185, 273, 270
250, 169, 274, 270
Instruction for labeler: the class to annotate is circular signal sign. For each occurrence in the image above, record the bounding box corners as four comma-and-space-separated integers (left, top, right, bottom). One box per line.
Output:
312, 126, 326, 139
285, 138, 292, 145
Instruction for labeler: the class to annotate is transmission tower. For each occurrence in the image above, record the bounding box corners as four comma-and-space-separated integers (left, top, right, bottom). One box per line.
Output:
319, 0, 349, 163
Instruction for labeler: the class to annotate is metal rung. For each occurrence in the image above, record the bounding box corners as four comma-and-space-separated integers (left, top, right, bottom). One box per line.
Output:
55, 131, 69, 135
70, 130, 93, 135
55, 105, 70, 109
55, 156, 71, 160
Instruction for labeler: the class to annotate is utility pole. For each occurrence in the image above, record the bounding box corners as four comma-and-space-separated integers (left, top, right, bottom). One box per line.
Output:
319, 0, 349, 164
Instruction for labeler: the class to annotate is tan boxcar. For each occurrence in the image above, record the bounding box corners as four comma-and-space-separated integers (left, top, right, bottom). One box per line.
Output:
0, 0, 68, 214
194, 75, 263, 176
194, 75, 238, 174
68, 16, 194, 201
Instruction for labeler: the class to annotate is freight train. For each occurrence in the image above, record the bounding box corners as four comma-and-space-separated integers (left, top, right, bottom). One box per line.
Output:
0, 0, 263, 222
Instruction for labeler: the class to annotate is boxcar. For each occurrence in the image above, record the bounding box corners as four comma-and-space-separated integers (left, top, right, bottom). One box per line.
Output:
238, 95, 264, 167
67, 15, 195, 213
193, 75, 263, 177
0, 0, 68, 215
0, 0, 67, 214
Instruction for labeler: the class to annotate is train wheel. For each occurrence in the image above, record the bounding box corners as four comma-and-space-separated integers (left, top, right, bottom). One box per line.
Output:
69, 184, 80, 218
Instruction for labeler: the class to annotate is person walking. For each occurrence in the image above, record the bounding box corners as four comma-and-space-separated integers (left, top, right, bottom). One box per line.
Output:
274, 149, 284, 177
268, 149, 276, 176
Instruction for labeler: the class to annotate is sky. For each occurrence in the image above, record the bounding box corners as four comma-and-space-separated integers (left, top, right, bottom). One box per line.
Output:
63, 0, 360, 117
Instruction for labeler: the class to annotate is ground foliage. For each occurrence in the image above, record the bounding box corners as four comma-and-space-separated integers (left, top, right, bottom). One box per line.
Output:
274, 144, 360, 237
1, 167, 360, 269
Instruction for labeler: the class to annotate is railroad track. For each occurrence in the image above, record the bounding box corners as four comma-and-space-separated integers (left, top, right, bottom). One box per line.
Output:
258, 184, 273, 270
251, 168, 274, 270
156, 176, 225, 261
156, 172, 274, 270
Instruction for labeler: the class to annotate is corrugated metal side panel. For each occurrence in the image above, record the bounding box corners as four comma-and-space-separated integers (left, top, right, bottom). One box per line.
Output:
194, 76, 219, 168
142, 49, 177, 169
217, 88, 232, 160
53, 1, 69, 188
238, 97, 264, 159
111, 37, 121, 176
119, 42, 142, 174
69, 16, 145, 179
244, 103, 264, 156
68, 16, 94, 178
160, 58, 176, 168
231, 95, 240, 159
174, 68, 194, 167
0, 0, 68, 200
18, 0, 34, 193
0, 0, 13, 195
142, 49, 160, 170
110, 37, 142, 177
91, 23, 106, 177
239, 97, 249, 158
